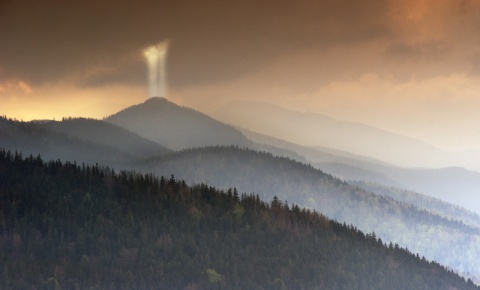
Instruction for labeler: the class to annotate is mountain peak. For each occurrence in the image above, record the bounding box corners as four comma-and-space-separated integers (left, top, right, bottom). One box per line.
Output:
144, 97, 168, 105
106, 98, 253, 150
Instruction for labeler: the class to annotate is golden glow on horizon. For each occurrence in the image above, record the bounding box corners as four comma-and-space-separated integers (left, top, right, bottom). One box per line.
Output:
1, 83, 146, 121
0, 79, 33, 95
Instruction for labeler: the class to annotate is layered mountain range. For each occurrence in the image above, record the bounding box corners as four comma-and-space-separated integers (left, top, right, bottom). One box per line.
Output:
213, 100, 452, 168
239, 127, 480, 215
2, 97, 480, 284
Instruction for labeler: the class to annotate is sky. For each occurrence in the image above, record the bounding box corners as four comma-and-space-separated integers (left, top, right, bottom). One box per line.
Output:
1, 0, 480, 153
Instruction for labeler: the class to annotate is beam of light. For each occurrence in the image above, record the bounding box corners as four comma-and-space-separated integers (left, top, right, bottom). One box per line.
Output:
143, 40, 169, 98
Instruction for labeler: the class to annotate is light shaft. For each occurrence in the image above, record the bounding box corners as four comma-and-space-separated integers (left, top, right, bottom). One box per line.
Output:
143, 41, 169, 98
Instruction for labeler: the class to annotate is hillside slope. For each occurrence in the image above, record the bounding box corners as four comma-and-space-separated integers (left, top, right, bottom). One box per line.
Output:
352, 181, 480, 230
1, 150, 477, 289
39, 117, 171, 159
106, 97, 254, 150
214, 100, 450, 168
0, 116, 132, 167
242, 128, 397, 185
242, 127, 480, 215
141, 146, 480, 282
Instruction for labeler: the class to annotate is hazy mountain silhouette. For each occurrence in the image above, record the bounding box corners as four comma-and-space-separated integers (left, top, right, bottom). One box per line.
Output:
39, 117, 171, 159
241, 126, 480, 215
306, 161, 480, 215
0, 116, 131, 166
102, 97, 480, 215
106, 97, 254, 150
214, 100, 454, 168
241, 128, 397, 183
380, 166, 480, 214
0, 116, 169, 168
352, 181, 480, 230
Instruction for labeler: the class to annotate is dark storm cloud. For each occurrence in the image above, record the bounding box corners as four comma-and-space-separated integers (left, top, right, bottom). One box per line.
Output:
0, 0, 392, 88
385, 41, 451, 62
3, 0, 479, 91
0, 0, 158, 85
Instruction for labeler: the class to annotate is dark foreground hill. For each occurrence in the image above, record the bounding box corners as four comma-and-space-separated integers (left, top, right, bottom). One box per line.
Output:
1, 150, 477, 289
106, 97, 253, 150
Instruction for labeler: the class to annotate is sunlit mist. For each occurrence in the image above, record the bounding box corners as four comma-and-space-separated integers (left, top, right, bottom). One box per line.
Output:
143, 41, 169, 98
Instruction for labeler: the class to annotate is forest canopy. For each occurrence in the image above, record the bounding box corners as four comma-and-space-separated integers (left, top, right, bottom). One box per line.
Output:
0, 149, 477, 289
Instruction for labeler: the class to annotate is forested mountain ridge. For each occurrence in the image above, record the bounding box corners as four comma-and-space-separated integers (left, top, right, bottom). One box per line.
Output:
241, 125, 480, 215
377, 166, 480, 215
241, 128, 398, 185
5, 113, 475, 230
352, 181, 480, 230
106, 97, 254, 150
0, 116, 133, 167
233, 129, 480, 231
142, 145, 480, 282
316, 161, 480, 215
1, 150, 477, 289
38, 117, 171, 158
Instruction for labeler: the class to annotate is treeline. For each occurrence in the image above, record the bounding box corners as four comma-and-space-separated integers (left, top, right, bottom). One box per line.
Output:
0, 116, 133, 168
353, 181, 480, 229
145, 145, 480, 236
0, 150, 478, 289
143, 145, 480, 278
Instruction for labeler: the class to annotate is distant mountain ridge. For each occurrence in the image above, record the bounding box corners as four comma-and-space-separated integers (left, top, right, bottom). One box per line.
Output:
352, 181, 480, 230
241, 125, 480, 215
214, 100, 454, 168
241, 128, 394, 168
106, 97, 254, 150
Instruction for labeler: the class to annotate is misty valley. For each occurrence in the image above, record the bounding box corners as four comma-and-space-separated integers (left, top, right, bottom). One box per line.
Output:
2, 97, 480, 289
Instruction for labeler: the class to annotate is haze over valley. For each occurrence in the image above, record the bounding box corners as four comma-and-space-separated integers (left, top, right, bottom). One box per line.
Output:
2, 0, 480, 288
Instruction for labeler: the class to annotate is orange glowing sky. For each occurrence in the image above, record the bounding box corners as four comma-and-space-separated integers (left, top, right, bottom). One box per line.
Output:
1, 0, 480, 152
